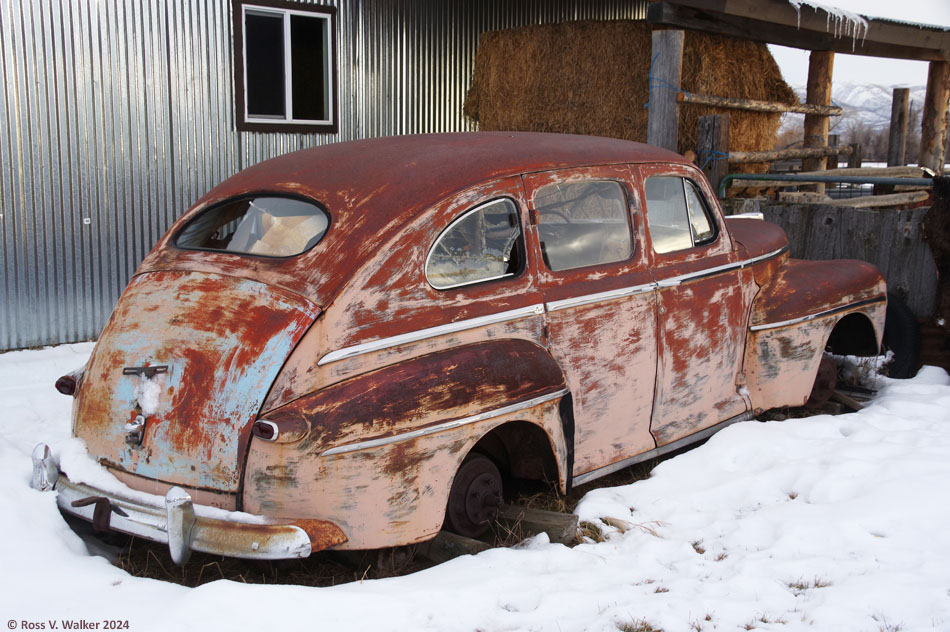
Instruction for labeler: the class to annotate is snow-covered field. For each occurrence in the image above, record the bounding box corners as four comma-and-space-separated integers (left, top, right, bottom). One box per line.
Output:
2, 344, 949, 631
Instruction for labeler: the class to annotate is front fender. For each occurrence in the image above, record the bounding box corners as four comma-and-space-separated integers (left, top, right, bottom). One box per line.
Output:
744, 258, 886, 411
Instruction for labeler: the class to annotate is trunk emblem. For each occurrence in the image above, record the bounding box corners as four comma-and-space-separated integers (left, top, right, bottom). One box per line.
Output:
122, 365, 168, 379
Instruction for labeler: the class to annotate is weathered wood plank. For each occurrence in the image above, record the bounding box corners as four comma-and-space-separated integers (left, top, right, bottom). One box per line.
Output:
677, 91, 840, 115
496, 504, 579, 545
826, 191, 930, 208
415, 530, 491, 564
729, 146, 849, 163
647, 29, 684, 152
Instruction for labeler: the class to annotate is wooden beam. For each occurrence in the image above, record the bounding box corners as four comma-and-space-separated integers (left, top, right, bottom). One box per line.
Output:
887, 88, 910, 167
803, 50, 835, 194
826, 190, 930, 208
919, 61, 950, 175
496, 504, 579, 545
415, 531, 491, 564
676, 92, 841, 116
647, 1, 950, 62
647, 29, 684, 152
697, 114, 729, 192
729, 146, 848, 164
799, 166, 926, 178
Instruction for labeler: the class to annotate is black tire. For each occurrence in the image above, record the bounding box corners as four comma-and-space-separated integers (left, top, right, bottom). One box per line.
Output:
444, 454, 503, 538
883, 293, 921, 379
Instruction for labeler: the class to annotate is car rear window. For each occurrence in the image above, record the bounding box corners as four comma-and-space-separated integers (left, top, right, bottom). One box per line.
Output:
176, 196, 329, 257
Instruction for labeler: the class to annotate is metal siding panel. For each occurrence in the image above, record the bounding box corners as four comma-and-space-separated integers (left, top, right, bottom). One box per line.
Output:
0, 0, 647, 350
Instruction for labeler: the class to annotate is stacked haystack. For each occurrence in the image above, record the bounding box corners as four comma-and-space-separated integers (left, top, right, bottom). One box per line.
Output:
464, 21, 796, 171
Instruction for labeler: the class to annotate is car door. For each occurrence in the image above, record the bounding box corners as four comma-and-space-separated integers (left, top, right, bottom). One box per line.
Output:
522, 166, 658, 480
635, 163, 756, 446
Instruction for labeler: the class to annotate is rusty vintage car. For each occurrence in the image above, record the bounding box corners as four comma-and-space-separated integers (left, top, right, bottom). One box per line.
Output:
32, 133, 886, 564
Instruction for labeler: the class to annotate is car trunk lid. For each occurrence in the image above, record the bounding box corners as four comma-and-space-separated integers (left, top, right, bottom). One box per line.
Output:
73, 270, 320, 494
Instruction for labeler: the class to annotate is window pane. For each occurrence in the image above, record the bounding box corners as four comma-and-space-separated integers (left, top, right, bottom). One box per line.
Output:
290, 15, 328, 121
535, 180, 633, 271
177, 197, 329, 257
427, 199, 523, 289
645, 176, 692, 254
684, 181, 716, 244
245, 13, 285, 117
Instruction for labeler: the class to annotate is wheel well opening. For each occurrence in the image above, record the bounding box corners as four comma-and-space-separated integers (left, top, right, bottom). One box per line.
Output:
825, 313, 879, 357
472, 421, 558, 484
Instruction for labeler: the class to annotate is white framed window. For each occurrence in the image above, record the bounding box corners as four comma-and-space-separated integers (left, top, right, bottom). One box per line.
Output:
233, 1, 336, 133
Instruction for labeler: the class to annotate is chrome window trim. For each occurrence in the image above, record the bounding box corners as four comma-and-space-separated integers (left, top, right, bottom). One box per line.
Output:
750, 295, 886, 332
424, 197, 523, 291
321, 388, 569, 456
316, 303, 545, 365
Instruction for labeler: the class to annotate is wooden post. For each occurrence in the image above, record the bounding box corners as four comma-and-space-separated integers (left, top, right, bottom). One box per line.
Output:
827, 134, 838, 170
919, 61, 950, 175
848, 143, 863, 169
647, 29, 684, 152
802, 50, 835, 193
888, 88, 910, 167
697, 114, 730, 194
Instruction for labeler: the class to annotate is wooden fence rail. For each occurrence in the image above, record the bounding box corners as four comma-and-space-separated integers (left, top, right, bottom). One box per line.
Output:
677, 92, 842, 116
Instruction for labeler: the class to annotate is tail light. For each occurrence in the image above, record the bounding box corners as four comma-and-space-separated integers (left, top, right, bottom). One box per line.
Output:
55, 363, 87, 397
252, 416, 310, 443
55, 375, 77, 396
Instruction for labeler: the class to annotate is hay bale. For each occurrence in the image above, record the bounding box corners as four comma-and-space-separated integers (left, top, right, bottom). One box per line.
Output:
464, 21, 796, 172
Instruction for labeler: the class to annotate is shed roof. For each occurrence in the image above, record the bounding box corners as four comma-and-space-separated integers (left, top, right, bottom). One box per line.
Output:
648, 0, 950, 62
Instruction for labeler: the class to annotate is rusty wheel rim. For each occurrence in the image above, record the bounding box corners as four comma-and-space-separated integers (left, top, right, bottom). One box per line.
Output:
445, 454, 502, 538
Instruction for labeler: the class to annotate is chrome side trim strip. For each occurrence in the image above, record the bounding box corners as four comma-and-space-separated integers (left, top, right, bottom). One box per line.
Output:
656, 245, 788, 288
318, 246, 788, 364
321, 388, 569, 456
317, 303, 545, 365
572, 411, 753, 487
549, 245, 788, 308
750, 295, 887, 332
546, 282, 656, 312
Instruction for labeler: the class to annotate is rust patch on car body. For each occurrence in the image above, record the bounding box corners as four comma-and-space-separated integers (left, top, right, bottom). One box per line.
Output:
73, 271, 319, 493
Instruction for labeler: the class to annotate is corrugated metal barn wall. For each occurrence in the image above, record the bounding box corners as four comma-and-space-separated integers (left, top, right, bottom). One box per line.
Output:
0, 0, 647, 351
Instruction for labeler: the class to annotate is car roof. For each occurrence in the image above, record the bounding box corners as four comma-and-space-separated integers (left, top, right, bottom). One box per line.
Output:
146, 133, 689, 306
200, 132, 688, 222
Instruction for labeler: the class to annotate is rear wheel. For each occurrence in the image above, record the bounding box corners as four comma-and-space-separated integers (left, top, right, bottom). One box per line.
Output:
445, 454, 503, 538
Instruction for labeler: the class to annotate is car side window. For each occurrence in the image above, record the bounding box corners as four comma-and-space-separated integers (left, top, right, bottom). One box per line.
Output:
425, 198, 524, 290
645, 176, 718, 254
534, 180, 633, 271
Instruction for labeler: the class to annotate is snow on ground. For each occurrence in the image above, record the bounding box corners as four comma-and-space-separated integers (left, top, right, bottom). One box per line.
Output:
2, 344, 950, 631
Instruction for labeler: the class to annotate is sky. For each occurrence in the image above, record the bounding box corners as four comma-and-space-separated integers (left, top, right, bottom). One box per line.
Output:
769, 0, 950, 87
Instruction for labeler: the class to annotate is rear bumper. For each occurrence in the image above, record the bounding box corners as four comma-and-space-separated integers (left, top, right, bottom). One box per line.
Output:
31, 444, 347, 564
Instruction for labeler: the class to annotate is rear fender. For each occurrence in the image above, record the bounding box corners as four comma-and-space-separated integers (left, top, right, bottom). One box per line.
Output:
242, 340, 570, 549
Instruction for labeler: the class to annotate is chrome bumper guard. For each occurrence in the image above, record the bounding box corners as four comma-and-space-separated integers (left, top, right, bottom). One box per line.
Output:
31, 443, 340, 564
